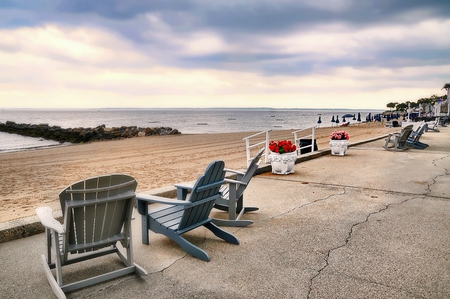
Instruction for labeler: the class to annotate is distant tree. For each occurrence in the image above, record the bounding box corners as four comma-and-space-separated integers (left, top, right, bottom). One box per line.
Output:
387, 94, 447, 114
396, 103, 407, 112
409, 101, 419, 108
386, 102, 397, 111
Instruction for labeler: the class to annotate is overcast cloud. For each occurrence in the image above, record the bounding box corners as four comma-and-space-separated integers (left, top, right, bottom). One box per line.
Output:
0, 0, 449, 109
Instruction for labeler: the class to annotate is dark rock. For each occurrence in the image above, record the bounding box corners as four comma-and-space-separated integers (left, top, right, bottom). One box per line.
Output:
0, 121, 181, 143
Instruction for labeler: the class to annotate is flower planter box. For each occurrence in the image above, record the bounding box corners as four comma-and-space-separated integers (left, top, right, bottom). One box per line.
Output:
329, 139, 349, 156
268, 151, 297, 174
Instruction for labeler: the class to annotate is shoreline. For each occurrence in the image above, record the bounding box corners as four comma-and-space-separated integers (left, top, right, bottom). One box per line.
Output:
0, 122, 397, 223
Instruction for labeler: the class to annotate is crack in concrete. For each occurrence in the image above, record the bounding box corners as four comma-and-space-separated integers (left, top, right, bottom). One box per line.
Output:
428, 155, 450, 195
139, 160, 450, 296
258, 176, 430, 198
268, 187, 346, 221
306, 193, 417, 299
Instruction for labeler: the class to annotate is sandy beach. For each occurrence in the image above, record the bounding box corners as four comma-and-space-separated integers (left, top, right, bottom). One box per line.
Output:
0, 123, 397, 223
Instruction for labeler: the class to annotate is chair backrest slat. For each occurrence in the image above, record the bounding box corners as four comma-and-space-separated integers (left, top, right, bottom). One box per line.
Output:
178, 161, 225, 230
60, 174, 137, 253
235, 148, 264, 198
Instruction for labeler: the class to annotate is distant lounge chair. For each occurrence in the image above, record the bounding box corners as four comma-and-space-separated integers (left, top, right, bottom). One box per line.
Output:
35, 174, 147, 299
382, 125, 413, 151
407, 123, 429, 149
136, 160, 239, 261
425, 118, 440, 132
175, 148, 265, 227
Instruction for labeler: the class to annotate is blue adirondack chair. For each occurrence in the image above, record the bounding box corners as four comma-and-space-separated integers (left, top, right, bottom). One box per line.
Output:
175, 148, 265, 227
36, 174, 147, 299
136, 160, 239, 261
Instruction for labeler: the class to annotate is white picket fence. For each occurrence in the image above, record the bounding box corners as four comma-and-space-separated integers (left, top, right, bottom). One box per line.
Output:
243, 127, 317, 167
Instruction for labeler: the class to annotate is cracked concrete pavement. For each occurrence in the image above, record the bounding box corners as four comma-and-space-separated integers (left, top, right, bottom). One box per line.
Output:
0, 125, 449, 298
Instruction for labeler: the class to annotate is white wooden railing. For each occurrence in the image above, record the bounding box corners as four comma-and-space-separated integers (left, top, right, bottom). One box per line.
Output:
293, 127, 316, 155
243, 127, 317, 167
243, 130, 272, 166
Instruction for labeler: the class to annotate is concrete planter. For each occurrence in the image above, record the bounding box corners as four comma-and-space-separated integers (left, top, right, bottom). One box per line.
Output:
329, 139, 349, 156
268, 151, 297, 174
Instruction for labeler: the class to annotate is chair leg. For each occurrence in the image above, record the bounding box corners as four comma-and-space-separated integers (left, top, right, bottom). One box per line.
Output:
204, 222, 239, 245
242, 206, 259, 213
211, 206, 255, 226
40, 255, 66, 299
171, 234, 211, 261
141, 214, 149, 245
211, 218, 253, 227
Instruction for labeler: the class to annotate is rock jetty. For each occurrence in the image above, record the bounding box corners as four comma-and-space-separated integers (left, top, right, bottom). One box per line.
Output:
0, 121, 180, 143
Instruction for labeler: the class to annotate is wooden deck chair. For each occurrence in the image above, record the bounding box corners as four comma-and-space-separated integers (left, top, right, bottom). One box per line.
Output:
35, 174, 147, 299
382, 125, 413, 151
136, 160, 239, 262
425, 118, 440, 132
174, 148, 265, 227
407, 123, 429, 149
212, 147, 264, 226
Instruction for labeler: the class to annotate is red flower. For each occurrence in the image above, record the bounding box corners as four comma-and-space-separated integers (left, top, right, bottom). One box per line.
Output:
268, 140, 297, 154
329, 130, 350, 140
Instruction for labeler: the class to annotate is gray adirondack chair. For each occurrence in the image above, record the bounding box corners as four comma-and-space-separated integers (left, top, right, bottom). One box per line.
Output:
175, 148, 264, 227
212, 147, 264, 226
35, 174, 147, 299
407, 123, 429, 149
136, 160, 239, 261
382, 125, 413, 151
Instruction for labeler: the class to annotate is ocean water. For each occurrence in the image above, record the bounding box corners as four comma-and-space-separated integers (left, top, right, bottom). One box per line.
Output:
0, 108, 380, 153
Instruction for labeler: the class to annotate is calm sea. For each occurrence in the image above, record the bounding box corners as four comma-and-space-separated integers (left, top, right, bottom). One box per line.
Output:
0, 108, 380, 153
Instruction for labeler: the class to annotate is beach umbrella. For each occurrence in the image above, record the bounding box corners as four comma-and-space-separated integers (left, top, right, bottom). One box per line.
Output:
335, 115, 339, 124
357, 112, 361, 122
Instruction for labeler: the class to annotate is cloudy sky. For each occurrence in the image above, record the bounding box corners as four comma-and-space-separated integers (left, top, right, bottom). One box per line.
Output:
0, 0, 449, 110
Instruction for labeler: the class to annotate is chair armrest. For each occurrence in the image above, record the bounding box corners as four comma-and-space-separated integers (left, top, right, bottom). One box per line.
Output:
174, 182, 194, 200
224, 178, 248, 186
174, 182, 194, 191
35, 207, 65, 234
224, 168, 246, 176
387, 131, 401, 139
136, 193, 191, 206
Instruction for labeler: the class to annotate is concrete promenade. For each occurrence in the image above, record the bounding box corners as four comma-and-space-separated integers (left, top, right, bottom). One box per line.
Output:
0, 125, 449, 298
